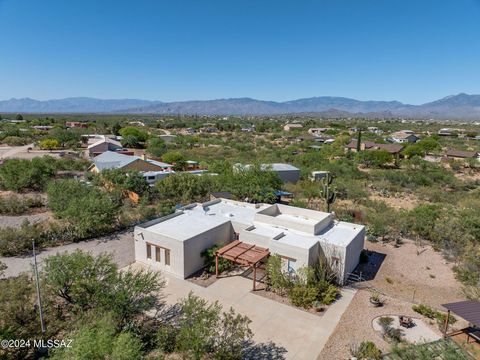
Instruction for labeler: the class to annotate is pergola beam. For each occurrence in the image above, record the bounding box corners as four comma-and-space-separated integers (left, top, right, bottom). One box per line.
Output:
214, 241, 270, 290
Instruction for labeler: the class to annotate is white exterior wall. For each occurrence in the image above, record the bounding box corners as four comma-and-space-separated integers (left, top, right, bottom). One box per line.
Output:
239, 230, 312, 269
183, 223, 234, 278
343, 227, 366, 281
134, 227, 185, 278
239, 229, 271, 249
269, 240, 312, 269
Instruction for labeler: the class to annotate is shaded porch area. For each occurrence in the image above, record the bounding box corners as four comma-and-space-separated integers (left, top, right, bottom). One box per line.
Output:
443, 300, 480, 359
215, 240, 270, 291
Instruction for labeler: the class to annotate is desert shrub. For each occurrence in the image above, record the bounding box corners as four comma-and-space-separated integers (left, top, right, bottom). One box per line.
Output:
350, 341, 382, 360
266, 255, 293, 296
155, 173, 214, 204
2, 136, 31, 146
390, 339, 471, 360
46, 179, 119, 237
0, 194, 44, 215
38, 138, 61, 150
201, 244, 234, 274
99, 169, 150, 197
378, 316, 403, 343
356, 150, 393, 168
289, 286, 318, 308
0, 158, 55, 192
0, 221, 44, 256
412, 304, 456, 329
146, 137, 167, 157
412, 304, 436, 319
156, 323, 178, 353
318, 281, 339, 305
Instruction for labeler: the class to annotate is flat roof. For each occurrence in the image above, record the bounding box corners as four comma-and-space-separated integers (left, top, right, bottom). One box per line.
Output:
197, 200, 268, 226
319, 221, 364, 246
275, 231, 319, 248
140, 199, 364, 248
145, 209, 230, 241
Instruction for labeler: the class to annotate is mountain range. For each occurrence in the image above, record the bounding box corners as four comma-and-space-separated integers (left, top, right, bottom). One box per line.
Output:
1, 93, 480, 120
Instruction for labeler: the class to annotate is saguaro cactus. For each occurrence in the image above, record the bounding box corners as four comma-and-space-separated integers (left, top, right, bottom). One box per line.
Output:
356, 129, 362, 152
321, 173, 336, 213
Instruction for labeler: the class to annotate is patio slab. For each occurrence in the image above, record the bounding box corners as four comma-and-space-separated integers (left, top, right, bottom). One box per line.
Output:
133, 262, 356, 360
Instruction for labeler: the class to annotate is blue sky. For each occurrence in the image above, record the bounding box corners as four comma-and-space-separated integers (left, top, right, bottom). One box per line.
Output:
1, 0, 480, 104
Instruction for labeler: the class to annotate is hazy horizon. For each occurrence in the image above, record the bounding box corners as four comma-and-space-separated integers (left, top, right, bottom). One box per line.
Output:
1, 0, 480, 104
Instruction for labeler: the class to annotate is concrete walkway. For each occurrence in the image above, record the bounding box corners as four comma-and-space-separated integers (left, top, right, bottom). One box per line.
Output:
134, 262, 356, 360
0, 230, 134, 278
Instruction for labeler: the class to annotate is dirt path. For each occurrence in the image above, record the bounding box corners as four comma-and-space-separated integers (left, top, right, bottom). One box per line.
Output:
0, 230, 134, 278
0, 213, 51, 228
0, 144, 35, 159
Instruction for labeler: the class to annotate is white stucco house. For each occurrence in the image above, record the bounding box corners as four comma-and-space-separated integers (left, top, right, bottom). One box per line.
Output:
134, 199, 365, 284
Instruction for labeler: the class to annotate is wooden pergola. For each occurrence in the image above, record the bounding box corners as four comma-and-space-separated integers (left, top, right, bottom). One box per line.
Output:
215, 240, 270, 291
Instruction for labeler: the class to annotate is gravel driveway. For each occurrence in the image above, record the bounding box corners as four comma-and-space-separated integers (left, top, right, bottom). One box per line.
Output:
0, 213, 51, 229
0, 230, 135, 278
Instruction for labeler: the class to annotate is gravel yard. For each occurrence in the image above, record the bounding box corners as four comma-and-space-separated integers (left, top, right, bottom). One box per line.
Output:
318, 290, 445, 359
0, 230, 135, 278
318, 239, 466, 359
362, 239, 464, 308
0, 213, 52, 228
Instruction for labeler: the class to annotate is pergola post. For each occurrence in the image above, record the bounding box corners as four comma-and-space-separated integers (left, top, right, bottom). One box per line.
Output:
253, 264, 257, 291
443, 310, 450, 338
215, 253, 219, 278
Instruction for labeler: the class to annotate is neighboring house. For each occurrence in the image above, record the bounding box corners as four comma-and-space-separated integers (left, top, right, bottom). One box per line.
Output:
345, 140, 404, 157
129, 121, 145, 127
438, 128, 465, 137
199, 126, 219, 133
32, 125, 53, 131
186, 160, 200, 171
89, 151, 172, 173
235, 163, 301, 183
159, 134, 177, 143
308, 128, 328, 135
134, 199, 365, 283
241, 126, 255, 132
66, 121, 88, 128
283, 123, 303, 132
143, 169, 209, 185
390, 131, 419, 143
87, 137, 123, 157
310, 171, 330, 181
445, 149, 480, 160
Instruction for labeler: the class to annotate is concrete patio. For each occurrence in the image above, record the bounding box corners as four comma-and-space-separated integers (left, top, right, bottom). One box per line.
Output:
132, 262, 356, 360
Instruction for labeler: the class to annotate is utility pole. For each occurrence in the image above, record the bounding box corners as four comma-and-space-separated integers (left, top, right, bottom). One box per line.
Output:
33, 241, 46, 334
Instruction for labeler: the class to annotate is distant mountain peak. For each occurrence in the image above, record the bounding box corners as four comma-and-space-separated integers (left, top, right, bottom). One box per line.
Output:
0, 94, 480, 120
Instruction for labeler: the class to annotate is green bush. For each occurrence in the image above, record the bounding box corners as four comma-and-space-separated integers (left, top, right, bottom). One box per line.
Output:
289, 286, 318, 308
350, 341, 382, 360
412, 304, 457, 328
0, 158, 55, 192
0, 221, 44, 256
266, 255, 293, 295
46, 179, 119, 237
412, 304, 436, 319
201, 244, 234, 274
0, 195, 44, 215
